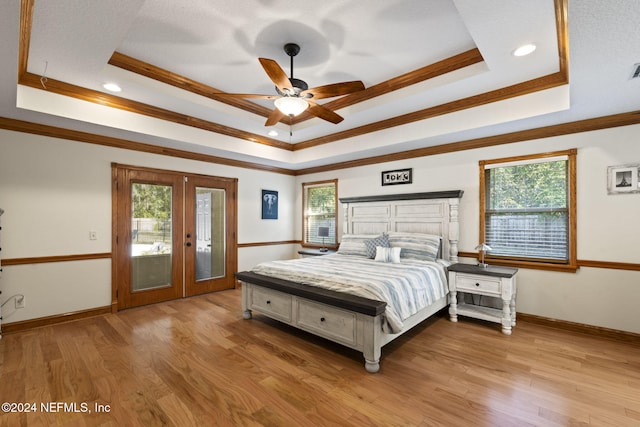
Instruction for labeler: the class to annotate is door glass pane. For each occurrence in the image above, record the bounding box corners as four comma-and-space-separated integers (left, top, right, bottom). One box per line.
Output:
131, 183, 172, 291
195, 187, 225, 281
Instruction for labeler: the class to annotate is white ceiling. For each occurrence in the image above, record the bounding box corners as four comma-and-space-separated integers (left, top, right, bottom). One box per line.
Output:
1, 0, 639, 171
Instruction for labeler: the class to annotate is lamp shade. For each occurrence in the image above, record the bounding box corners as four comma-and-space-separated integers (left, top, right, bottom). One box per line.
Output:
475, 243, 492, 252
318, 226, 329, 237
274, 96, 308, 116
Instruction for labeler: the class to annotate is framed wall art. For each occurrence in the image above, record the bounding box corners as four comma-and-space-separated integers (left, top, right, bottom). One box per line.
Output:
261, 189, 279, 219
607, 164, 639, 194
381, 168, 412, 186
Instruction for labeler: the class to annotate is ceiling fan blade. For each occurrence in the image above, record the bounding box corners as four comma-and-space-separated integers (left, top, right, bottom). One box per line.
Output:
307, 100, 344, 124
259, 58, 293, 93
265, 108, 286, 126
301, 81, 365, 100
212, 93, 278, 99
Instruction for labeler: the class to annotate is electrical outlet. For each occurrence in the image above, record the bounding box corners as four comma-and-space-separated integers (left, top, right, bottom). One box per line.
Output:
15, 296, 25, 309
89, 230, 97, 240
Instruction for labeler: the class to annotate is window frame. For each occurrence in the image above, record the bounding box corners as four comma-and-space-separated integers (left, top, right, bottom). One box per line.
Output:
302, 179, 338, 249
479, 149, 577, 272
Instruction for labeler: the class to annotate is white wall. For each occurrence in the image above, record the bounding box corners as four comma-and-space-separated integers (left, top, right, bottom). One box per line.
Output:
2, 124, 639, 334
0, 129, 297, 324
296, 124, 640, 334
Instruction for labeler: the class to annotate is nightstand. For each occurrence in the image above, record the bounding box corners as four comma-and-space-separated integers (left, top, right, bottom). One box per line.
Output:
447, 263, 518, 335
297, 248, 336, 257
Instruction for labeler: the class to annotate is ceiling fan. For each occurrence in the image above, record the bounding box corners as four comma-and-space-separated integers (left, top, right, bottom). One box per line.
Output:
214, 43, 365, 126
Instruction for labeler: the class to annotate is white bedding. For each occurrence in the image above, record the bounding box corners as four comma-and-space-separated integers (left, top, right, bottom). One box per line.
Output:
251, 253, 449, 333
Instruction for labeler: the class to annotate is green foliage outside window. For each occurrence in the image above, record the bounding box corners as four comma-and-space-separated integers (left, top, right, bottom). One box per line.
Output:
304, 181, 337, 246
132, 183, 172, 219
487, 161, 567, 210
484, 158, 571, 262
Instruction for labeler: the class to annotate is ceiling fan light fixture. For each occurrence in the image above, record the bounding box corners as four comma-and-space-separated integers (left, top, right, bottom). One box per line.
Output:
274, 96, 308, 116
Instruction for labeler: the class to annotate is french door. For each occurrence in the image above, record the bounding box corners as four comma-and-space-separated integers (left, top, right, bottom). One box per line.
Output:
113, 164, 237, 310
184, 174, 237, 296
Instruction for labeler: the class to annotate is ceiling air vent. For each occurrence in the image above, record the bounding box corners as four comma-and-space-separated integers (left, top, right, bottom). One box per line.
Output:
632, 63, 640, 79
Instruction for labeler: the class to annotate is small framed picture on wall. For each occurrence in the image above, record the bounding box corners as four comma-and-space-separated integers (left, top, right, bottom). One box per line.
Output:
607, 164, 640, 194
261, 189, 279, 219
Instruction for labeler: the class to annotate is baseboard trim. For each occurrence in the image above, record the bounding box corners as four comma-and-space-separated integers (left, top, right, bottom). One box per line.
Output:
1, 305, 111, 335
518, 312, 640, 345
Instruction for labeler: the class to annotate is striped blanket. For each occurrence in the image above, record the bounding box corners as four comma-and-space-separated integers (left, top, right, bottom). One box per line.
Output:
251, 254, 449, 333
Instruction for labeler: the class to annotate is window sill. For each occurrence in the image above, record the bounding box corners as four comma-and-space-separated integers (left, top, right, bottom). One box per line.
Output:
463, 255, 578, 273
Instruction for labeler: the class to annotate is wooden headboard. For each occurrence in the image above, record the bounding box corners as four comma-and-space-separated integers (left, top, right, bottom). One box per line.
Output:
339, 190, 464, 262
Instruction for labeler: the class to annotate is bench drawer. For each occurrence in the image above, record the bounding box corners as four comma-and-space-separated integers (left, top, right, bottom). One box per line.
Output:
250, 286, 292, 322
296, 299, 357, 346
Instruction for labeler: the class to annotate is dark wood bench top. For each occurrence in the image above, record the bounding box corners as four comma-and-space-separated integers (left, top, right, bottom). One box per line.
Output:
235, 271, 387, 316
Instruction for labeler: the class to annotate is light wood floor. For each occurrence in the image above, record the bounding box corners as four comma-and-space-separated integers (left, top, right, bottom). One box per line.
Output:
1, 288, 639, 427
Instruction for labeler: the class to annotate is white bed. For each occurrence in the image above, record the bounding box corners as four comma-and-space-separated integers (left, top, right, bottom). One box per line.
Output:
236, 191, 463, 373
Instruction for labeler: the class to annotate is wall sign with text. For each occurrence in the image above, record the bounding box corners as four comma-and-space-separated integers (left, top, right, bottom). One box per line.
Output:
381, 168, 413, 186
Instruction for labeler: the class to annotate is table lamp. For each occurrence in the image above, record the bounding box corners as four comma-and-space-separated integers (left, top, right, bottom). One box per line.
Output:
475, 242, 492, 268
318, 226, 329, 252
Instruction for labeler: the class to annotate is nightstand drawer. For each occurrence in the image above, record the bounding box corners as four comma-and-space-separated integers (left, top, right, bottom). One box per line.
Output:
250, 286, 292, 322
455, 274, 501, 295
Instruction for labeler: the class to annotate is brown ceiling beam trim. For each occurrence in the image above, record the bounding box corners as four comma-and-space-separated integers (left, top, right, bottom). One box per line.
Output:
290, 48, 485, 125
109, 47, 483, 129
293, 110, 640, 175
555, 0, 569, 78
0, 117, 295, 176
18, 0, 34, 79
3, 108, 639, 179
18, 72, 292, 151
108, 52, 274, 119
18, 0, 570, 155
294, 71, 568, 151
18, 0, 288, 152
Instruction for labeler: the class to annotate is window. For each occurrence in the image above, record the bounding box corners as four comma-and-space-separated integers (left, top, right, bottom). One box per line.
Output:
302, 179, 338, 248
479, 149, 577, 271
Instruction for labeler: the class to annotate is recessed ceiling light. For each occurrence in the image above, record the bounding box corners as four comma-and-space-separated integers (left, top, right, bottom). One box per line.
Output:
513, 43, 536, 57
268, 130, 278, 137
102, 82, 122, 92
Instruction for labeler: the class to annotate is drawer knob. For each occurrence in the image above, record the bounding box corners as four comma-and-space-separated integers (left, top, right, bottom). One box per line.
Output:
266, 300, 271, 304
320, 317, 325, 322
475, 283, 480, 286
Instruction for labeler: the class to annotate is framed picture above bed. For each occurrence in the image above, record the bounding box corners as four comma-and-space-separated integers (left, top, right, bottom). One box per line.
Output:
607, 164, 639, 194
261, 189, 278, 219
381, 168, 412, 186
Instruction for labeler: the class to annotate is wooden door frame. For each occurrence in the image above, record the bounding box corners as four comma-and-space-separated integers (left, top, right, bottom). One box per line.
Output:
111, 163, 238, 313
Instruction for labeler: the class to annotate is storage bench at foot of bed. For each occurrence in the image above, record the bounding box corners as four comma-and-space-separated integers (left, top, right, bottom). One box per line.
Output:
237, 271, 387, 373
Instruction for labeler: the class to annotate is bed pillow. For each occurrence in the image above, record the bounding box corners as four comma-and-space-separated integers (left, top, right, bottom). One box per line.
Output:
337, 234, 382, 257
374, 246, 401, 263
387, 231, 441, 261
363, 233, 390, 258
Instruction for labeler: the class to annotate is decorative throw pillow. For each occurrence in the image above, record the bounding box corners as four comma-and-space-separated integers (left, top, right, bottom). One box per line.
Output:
363, 234, 390, 258
387, 231, 441, 261
337, 234, 381, 257
374, 246, 401, 263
